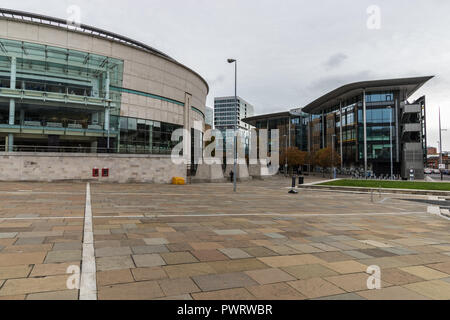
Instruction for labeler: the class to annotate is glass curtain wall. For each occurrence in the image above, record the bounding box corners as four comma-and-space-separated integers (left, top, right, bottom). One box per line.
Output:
0, 38, 124, 126
117, 115, 182, 155
357, 92, 396, 161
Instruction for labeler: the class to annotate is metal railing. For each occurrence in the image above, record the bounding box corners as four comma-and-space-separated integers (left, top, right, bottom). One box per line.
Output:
0, 8, 173, 61
0, 145, 173, 155
0, 119, 111, 131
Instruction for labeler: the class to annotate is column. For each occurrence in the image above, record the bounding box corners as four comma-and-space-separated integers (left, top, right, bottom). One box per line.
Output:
339, 101, 343, 169
104, 108, 110, 131
363, 90, 368, 176
395, 97, 400, 162
20, 109, 25, 126
149, 122, 153, 153
322, 111, 325, 149
105, 71, 110, 100
105, 106, 110, 150
8, 56, 16, 152
90, 140, 98, 153
184, 93, 192, 164
288, 117, 291, 148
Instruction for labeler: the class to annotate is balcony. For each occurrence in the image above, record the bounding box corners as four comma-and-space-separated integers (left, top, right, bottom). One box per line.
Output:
0, 120, 118, 138
0, 88, 113, 109
402, 123, 421, 133
403, 104, 421, 114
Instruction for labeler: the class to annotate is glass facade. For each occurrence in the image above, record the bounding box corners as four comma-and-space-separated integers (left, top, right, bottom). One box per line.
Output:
245, 90, 402, 175
0, 38, 124, 106
252, 112, 309, 152
116, 115, 182, 154
0, 38, 124, 150
0, 38, 184, 155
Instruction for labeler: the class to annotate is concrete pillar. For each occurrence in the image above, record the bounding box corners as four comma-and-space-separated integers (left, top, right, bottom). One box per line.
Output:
9, 99, 15, 126
288, 117, 291, 148
322, 111, 325, 148
10, 57, 16, 89
105, 71, 110, 99
104, 108, 110, 131
149, 123, 153, 153
8, 57, 16, 152
105, 107, 110, 150
90, 141, 98, 153
183, 93, 192, 164
363, 90, 368, 176
7, 134, 13, 152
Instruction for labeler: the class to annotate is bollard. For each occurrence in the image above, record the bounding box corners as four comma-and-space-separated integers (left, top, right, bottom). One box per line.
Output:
298, 176, 304, 185
289, 176, 298, 194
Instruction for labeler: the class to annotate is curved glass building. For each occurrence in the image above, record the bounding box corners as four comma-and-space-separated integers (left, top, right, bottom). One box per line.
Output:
0, 8, 208, 155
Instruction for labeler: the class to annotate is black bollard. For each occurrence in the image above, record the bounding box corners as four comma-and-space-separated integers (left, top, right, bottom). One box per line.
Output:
298, 176, 304, 185
289, 176, 298, 194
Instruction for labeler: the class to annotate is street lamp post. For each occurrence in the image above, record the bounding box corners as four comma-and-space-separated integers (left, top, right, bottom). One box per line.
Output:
388, 106, 393, 180
438, 107, 448, 181
331, 134, 336, 179
284, 134, 288, 177
228, 59, 238, 192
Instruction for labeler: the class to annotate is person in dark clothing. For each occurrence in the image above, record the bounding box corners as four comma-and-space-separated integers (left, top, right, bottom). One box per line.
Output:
230, 170, 234, 183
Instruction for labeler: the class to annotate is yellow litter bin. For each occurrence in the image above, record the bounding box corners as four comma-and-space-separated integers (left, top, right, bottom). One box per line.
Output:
172, 177, 186, 185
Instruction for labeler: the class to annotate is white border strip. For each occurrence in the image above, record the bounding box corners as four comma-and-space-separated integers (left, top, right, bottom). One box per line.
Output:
79, 183, 97, 300
302, 178, 342, 186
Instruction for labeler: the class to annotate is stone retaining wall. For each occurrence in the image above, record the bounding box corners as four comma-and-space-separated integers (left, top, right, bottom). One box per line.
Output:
0, 153, 185, 183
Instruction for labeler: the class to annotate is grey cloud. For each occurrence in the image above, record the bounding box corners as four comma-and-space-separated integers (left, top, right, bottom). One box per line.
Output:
207, 74, 226, 87
1, 0, 449, 149
308, 70, 376, 93
324, 53, 348, 70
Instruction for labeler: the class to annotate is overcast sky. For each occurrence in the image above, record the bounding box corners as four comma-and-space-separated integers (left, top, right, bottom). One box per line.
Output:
2, 0, 450, 150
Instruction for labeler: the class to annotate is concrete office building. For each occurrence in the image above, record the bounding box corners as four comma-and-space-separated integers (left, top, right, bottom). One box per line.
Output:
0, 8, 208, 183
214, 96, 254, 151
244, 76, 432, 180
205, 106, 214, 128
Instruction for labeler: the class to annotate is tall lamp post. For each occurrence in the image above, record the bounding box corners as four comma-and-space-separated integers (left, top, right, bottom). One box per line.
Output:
228, 59, 238, 192
438, 107, 448, 181
283, 134, 288, 177
388, 106, 393, 180
331, 134, 336, 179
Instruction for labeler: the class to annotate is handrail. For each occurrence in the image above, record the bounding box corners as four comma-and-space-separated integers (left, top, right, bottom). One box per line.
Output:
0, 144, 172, 155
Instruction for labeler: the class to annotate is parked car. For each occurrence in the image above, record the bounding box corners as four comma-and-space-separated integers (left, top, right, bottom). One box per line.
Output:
424, 168, 432, 174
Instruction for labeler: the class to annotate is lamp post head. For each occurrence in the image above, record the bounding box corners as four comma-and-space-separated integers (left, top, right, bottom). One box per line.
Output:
227, 59, 236, 64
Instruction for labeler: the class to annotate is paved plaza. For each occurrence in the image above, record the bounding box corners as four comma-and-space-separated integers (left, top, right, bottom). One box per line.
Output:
0, 177, 449, 300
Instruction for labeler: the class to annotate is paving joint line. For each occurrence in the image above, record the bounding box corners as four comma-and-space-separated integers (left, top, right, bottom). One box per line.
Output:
0, 210, 426, 221
88, 211, 426, 219
79, 183, 97, 301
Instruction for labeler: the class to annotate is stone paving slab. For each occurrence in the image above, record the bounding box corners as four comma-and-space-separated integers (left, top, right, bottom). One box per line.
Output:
0, 178, 449, 300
